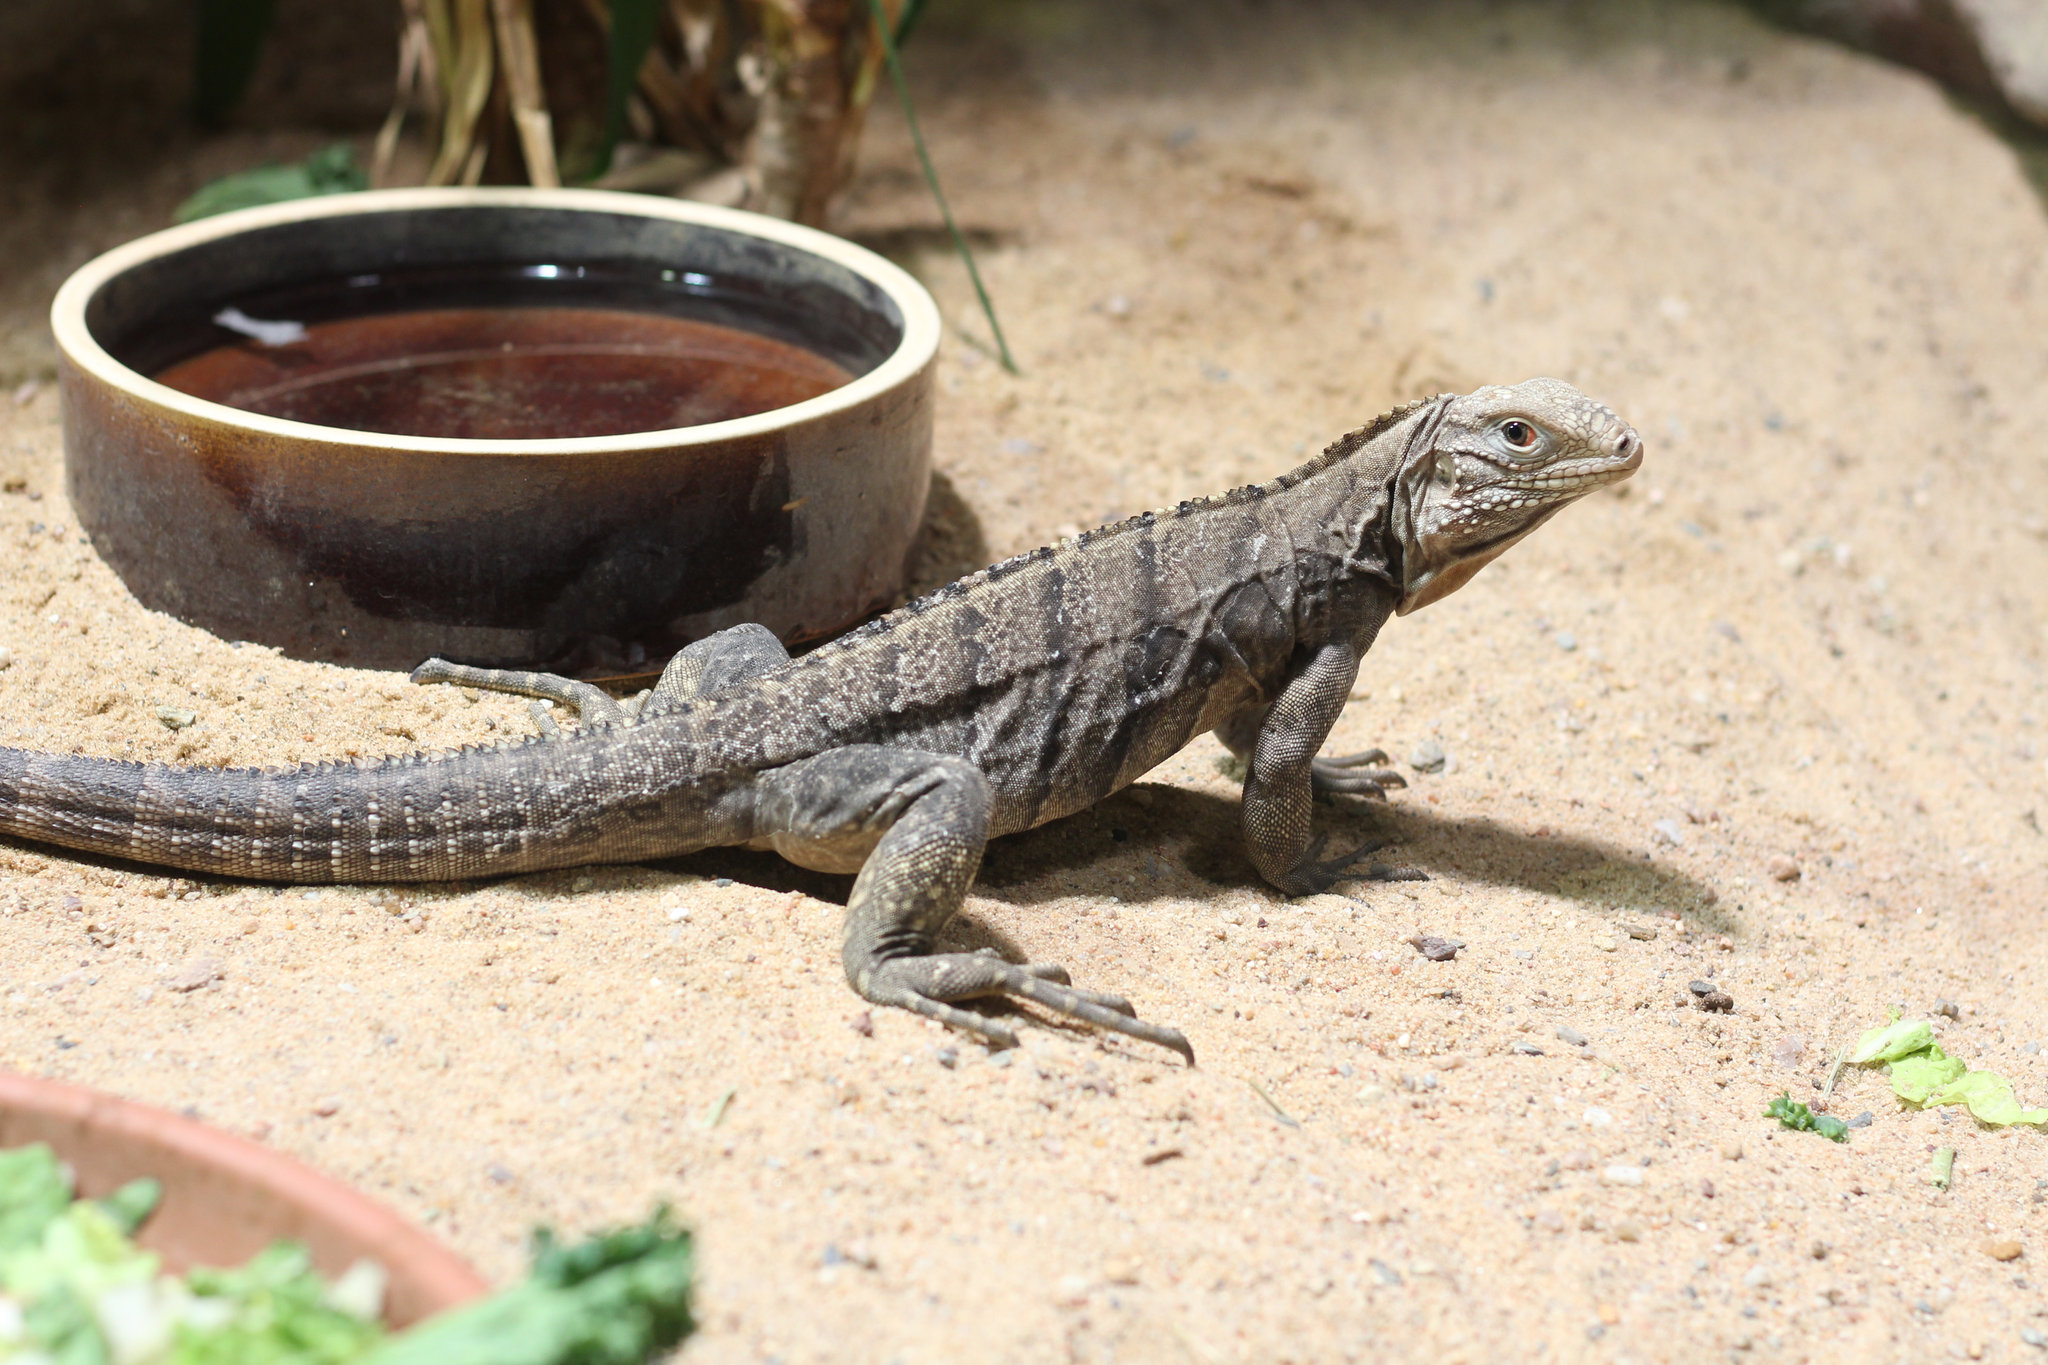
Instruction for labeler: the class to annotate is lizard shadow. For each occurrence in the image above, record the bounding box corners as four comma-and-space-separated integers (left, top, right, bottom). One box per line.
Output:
970, 782, 1741, 939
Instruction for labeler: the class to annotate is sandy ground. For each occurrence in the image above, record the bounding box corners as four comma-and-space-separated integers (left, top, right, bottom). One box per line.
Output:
4, 1, 2048, 1361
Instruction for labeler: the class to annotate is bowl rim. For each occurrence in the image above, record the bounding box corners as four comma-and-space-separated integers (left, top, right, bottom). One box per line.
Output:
50, 186, 941, 457
0, 1069, 489, 1318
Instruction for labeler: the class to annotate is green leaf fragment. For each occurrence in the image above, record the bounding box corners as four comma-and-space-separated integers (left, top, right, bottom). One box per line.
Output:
1886, 1044, 1967, 1104
1849, 1018, 1935, 1064
95, 1178, 162, 1236
361, 1208, 694, 1365
1929, 1146, 1954, 1190
174, 144, 368, 223
1763, 1091, 1847, 1142
0, 1143, 75, 1254
1923, 1070, 2048, 1127
1847, 1017, 2048, 1125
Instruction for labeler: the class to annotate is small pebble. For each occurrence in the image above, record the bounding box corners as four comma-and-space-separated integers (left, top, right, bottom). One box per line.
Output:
155, 706, 198, 730
1846, 1111, 1874, 1128
1934, 999, 1961, 1020
165, 957, 222, 992
713, 877, 734, 888
1555, 1025, 1588, 1047
1742, 1265, 1773, 1290
1698, 991, 1734, 1013
1651, 818, 1684, 847
1620, 921, 1658, 941
1404, 934, 1464, 962
312, 1098, 341, 1118
1408, 739, 1446, 774
1555, 631, 1577, 651
1591, 934, 1617, 952
849, 1011, 874, 1037
1766, 855, 1801, 882
485, 1162, 515, 1185
1720, 1143, 1744, 1161
2020, 1326, 2046, 1348
1600, 1165, 1645, 1187
0, 648, 12, 670
935, 1047, 958, 1069
1771, 1034, 1808, 1068
1510, 1040, 1546, 1056
1983, 1239, 2024, 1262
1687, 979, 1715, 996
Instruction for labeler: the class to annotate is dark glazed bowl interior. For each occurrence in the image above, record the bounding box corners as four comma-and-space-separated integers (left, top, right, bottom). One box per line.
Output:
54, 189, 938, 675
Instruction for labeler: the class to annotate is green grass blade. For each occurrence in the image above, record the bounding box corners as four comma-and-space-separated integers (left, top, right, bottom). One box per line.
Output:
193, 0, 279, 126
598, 0, 663, 179
894, 0, 931, 44
864, 0, 1016, 374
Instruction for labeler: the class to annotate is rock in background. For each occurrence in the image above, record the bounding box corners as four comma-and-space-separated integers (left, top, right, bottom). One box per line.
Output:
1776, 0, 2048, 125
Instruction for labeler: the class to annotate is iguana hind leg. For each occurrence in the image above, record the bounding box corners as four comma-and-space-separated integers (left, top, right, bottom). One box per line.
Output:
754, 745, 1194, 1063
410, 623, 793, 735
409, 659, 631, 730
640, 623, 790, 717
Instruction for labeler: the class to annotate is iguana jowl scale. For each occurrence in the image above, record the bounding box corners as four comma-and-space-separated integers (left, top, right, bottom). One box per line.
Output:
0, 379, 1639, 1061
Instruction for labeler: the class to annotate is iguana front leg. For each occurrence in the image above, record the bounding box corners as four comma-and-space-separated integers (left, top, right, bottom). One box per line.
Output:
755, 746, 1194, 1063
1217, 708, 1407, 801
1240, 640, 1385, 895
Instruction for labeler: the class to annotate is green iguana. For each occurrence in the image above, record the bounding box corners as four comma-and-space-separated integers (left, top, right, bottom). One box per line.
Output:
0, 379, 1640, 1061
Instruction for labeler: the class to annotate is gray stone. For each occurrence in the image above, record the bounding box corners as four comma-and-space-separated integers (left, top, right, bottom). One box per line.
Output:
1409, 739, 1446, 773
1783, 0, 2048, 129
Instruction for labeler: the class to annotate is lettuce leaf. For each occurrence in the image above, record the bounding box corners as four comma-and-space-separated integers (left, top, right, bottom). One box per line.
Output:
1886, 1045, 1967, 1104
1922, 1070, 2048, 1127
1849, 1018, 1935, 1065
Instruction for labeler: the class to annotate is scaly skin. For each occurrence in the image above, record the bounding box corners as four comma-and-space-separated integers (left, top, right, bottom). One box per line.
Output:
0, 379, 1640, 1060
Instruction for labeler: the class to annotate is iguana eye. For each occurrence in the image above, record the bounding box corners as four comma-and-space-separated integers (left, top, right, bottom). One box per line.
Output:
1500, 419, 1540, 453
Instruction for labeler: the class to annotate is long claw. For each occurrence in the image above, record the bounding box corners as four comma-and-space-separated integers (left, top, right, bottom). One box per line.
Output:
1278, 837, 1389, 895
864, 954, 1192, 1063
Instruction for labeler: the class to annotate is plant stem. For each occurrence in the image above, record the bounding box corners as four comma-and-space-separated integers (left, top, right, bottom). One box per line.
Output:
864, 0, 1017, 374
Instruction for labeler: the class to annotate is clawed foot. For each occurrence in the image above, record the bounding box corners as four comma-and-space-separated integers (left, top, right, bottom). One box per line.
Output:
1312, 749, 1407, 800
860, 948, 1195, 1064
1273, 834, 1389, 896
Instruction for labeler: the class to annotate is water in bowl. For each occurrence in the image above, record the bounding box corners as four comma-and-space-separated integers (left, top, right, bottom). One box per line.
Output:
143, 261, 863, 440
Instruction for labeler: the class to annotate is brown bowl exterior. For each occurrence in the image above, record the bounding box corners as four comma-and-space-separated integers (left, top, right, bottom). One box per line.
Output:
52, 190, 939, 675
0, 1070, 487, 1328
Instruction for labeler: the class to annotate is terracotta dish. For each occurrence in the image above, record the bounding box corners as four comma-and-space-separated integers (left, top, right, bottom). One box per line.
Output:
51, 189, 939, 675
0, 1070, 486, 1327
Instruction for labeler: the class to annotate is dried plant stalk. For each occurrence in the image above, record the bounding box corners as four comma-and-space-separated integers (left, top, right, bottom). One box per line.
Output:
381, 0, 899, 228
741, 0, 890, 224
489, 0, 561, 186
424, 0, 496, 186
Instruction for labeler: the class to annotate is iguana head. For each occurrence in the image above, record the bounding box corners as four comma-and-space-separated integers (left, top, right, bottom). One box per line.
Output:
1393, 377, 1640, 615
